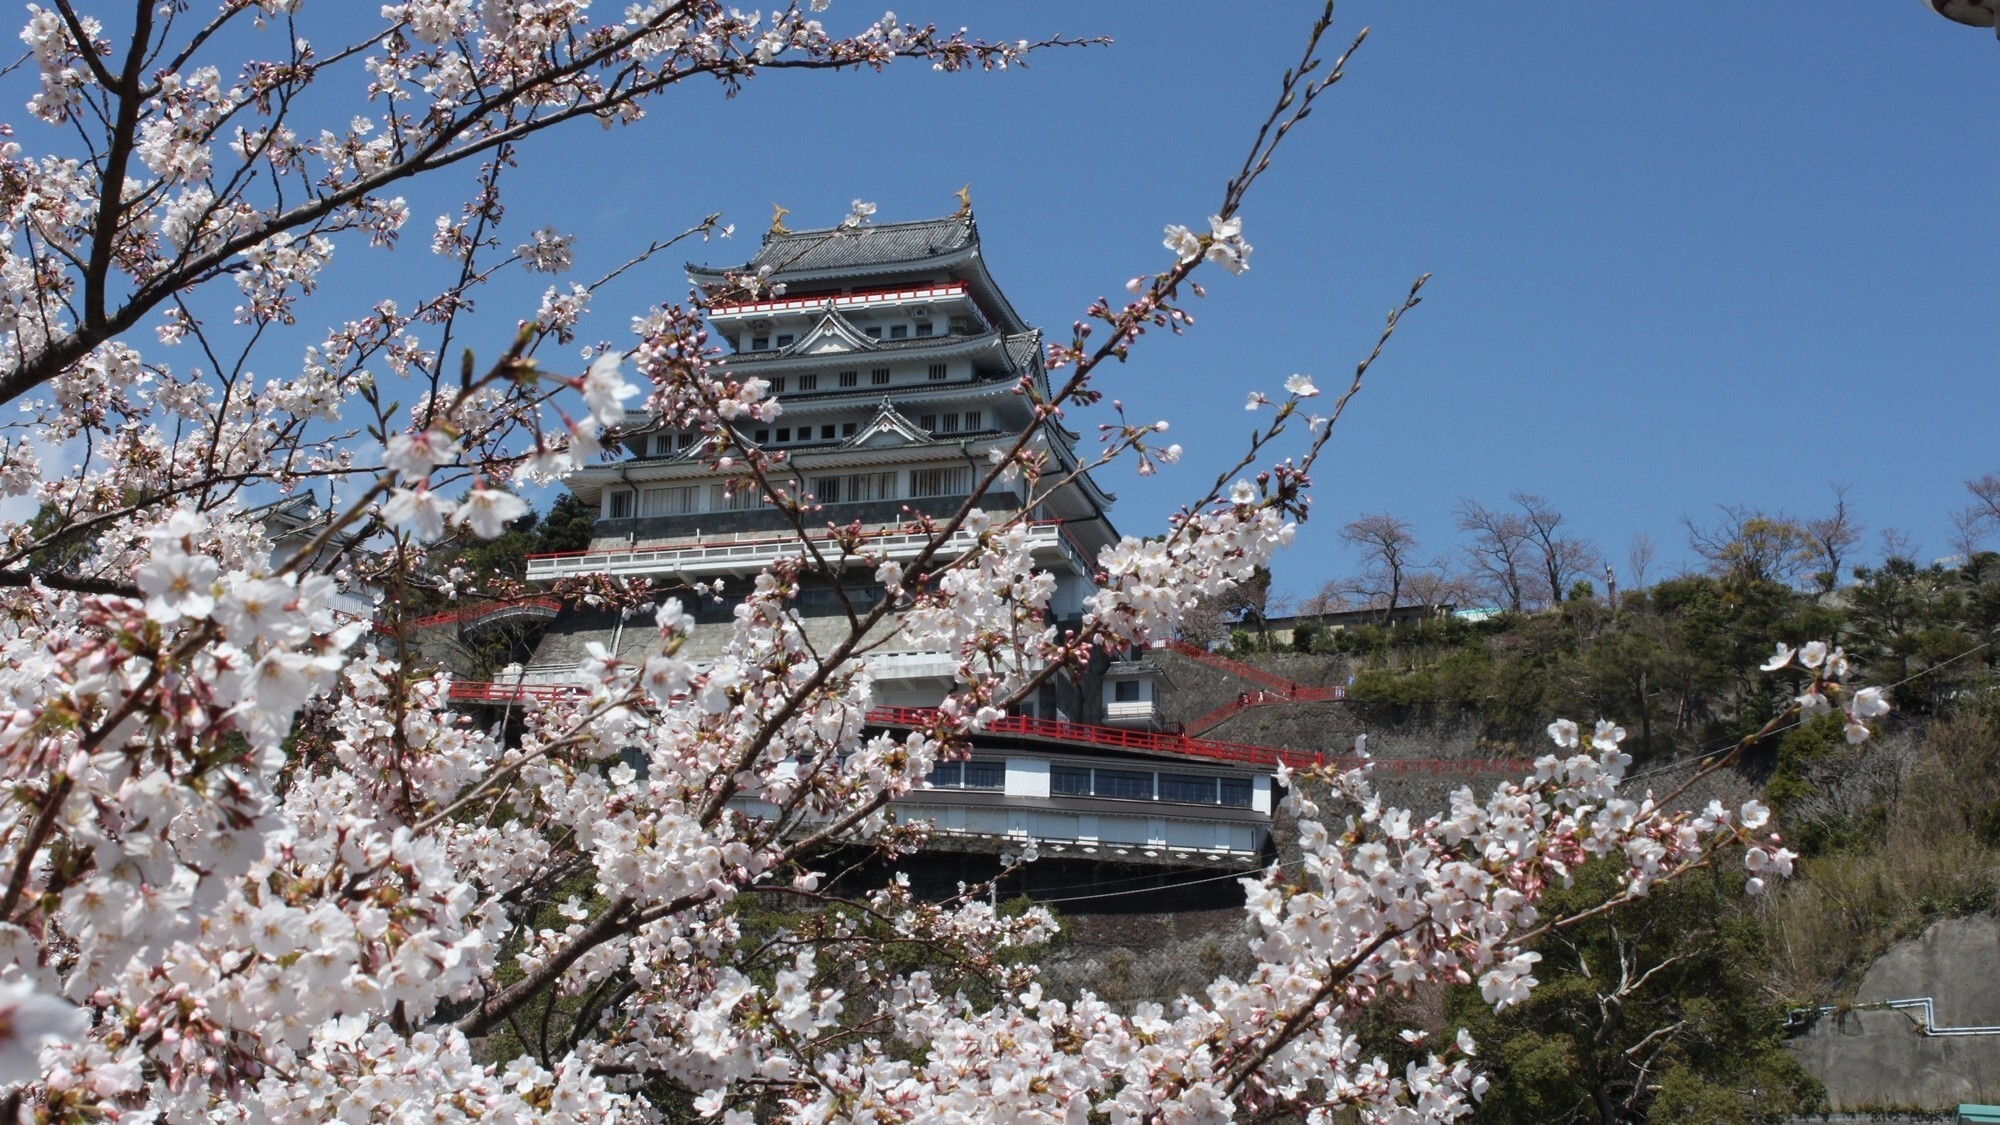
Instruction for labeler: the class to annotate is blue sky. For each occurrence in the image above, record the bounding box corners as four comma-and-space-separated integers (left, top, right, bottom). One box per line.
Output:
287, 2, 1998, 599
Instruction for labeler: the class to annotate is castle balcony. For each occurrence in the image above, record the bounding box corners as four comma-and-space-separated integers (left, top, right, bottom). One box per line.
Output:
524, 518, 1089, 582
707, 281, 985, 327
1101, 698, 1165, 729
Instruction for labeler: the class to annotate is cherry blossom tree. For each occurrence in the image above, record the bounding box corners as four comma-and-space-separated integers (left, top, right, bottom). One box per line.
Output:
0, 2, 1895, 1121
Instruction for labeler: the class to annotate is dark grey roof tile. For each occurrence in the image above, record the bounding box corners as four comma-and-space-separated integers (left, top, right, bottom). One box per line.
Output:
692, 216, 975, 279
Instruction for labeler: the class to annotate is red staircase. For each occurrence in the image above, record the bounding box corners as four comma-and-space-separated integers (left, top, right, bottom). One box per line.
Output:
1150, 640, 1348, 735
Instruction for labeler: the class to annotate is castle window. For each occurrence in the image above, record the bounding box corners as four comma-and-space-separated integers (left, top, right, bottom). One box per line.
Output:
639, 485, 697, 517
919, 414, 936, 431
776, 428, 790, 443
1158, 774, 1217, 805
754, 429, 770, 444
710, 482, 762, 511
1050, 765, 1091, 797
864, 327, 882, 339
928, 363, 948, 381
889, 324, 908, 340
769, 376, 786, 393
677, 432, 696, 450
607, 490, 633, 519
871, 367, 891, 385
963, 410, 982, 431
914, 322, 934, 337
842, 422, 858, 437
964, 760, 1005, 789
751, 335, 769, 350
908, 466, 969, 498
812, 476, 840, 503
940, 413, 959, 433
1113, 680, 1140, 703
840, 471, 897, 502
820, 424, 835, 440
798, 373, 818, 391
838, 370, 859, 388
927, 759, 1001, 789
1219, 777, 1253, 808
775, 334, 793, 348
1093, 769, 1154, 801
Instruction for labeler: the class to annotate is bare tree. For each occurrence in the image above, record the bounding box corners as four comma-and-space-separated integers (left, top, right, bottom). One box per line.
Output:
1514, 492, 1599, 604
1298, 580, 1351, 617
1683, 505, 1812, 586
1626, 531, 1658, 591
1801, 484, 1864, 594
1403, 561, 1477, 614
1969, 471, 2000, 526
1341, 512, 1419, 622
1956, 471, 2000, 565
1878, 526, 1918, 567
1947, 506, 1988, 566
1455, 498, 1532, 611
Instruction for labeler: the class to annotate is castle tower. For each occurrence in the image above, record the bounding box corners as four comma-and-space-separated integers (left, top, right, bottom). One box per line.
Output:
523, 212, 1119, 714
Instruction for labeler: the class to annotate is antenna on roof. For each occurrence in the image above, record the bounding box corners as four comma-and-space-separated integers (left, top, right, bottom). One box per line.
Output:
768, 203, 791, 236
953, 184, 972, 216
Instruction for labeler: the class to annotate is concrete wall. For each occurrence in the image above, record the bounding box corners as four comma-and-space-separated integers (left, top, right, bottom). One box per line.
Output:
1789, 916, 2000, 1110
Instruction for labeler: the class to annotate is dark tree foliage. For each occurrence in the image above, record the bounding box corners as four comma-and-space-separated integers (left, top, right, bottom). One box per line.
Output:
1447, 861, 1823, 1124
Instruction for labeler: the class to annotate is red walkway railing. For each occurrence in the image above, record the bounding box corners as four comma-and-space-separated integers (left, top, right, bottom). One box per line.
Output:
404, 596, 563, 632
445, 679, 580, 704
437, 687, 1528, 777
864, 706, 1527, 777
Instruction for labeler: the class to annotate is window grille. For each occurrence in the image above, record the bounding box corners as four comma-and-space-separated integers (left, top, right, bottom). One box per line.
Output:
1051, 766, 1091, 797
908, 466, 969, 497
1093, 769, 1154, 801
1158, 774, 1218, 804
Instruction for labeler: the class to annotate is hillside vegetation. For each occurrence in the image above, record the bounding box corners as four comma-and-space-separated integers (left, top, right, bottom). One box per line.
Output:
1218, 554, 2000, 1120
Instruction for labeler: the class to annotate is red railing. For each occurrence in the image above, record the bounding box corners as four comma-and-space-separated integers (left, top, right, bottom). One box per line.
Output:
1181, 689, 1285, 737
445, 679, 581, 704
403, 596, 563, 632
438, 688, 1527, 775
1153, 639, 1295, 693
864, 706, 1529, 777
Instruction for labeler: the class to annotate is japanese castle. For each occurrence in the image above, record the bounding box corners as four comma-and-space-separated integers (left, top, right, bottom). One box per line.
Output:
463, 205, 1293, 884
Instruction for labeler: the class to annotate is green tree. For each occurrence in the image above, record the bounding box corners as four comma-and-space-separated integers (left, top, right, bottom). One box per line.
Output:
1448, 861, 1822, 1124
